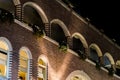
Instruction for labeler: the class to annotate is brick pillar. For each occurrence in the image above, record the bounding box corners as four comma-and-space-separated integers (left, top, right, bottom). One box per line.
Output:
67, 36, 73, 49
45, 23, 50, 37
15, 4, 22, 21
11, 51, 19, 80
8, 52, 13, 80
85, 48, 89, 58
29, 59, 33, 80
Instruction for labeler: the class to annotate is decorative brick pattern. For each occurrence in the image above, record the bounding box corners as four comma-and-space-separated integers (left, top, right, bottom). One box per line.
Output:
45, 23, 50, 37
15, 4, 22, 21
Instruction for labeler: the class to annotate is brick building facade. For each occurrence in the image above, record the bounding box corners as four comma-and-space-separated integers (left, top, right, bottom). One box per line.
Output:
0, 0, 120, 80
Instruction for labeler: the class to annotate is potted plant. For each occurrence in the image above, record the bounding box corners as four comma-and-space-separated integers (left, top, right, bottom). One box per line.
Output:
32, 24, 44, 38
59, 41, 68, 53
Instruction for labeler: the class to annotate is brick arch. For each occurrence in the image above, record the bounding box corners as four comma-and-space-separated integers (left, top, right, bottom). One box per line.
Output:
50, 19, 71, 37
23, 2, 48, 23
89, 43, 103, 57
66, 70, 91, 80
104, 52, 115, 65
72, 32, 88, 49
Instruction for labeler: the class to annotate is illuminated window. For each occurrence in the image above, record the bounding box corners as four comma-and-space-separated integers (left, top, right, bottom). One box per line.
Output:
71, 76, 82, 80
18, 49, 29, 80
66, 70, 91, 80
38, 59, 47, 80
0, 39, 9, 77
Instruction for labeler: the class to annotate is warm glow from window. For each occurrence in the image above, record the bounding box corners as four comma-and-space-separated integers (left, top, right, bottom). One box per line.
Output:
0, 64, 6, 76
71, 76, 82, 80
18, 71, 27, 80
0, 41, 8, 51
19, 49, 28, 80
0, 40, 8, 77
38, 59, 46, 80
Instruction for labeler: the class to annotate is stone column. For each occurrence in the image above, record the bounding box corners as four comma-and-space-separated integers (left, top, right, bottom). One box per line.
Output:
67, 36, 73, 49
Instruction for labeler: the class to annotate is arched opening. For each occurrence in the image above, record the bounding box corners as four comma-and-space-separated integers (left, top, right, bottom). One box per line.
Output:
23, 5, 44, 30
103, 53, 114, 68
0, 37, 12, 79
116, 60, 120, 76
72, 33, 88, 59
38, 55, 48, 80
89, 43, 102, 63
23, 2, 49, 36
0, 0, 15, 13
51, 23, 67, 43
51, 19, 70, 43
103, 52, 115, 76
66, 70, 91, 80
18, 47, 32, 80
90, 49, 99, 63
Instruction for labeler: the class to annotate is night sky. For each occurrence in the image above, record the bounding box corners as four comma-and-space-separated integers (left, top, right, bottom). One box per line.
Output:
67, 0, 120, 45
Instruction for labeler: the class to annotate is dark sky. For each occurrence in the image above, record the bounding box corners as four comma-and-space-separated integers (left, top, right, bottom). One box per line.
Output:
68, 0, 120, 45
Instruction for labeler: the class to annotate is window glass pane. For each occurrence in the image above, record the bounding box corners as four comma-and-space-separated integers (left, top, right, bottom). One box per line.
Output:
18, 71, 27, 80
0, 52, 7, 77
38, 59, 46, 80
104, 56, 111, 68
0, 64, 6, 76
20, 56, 28, 69
0, 41, 8, 51
38, 59, 46, 66
19, 49, 29, 80
71, 76, 82, 80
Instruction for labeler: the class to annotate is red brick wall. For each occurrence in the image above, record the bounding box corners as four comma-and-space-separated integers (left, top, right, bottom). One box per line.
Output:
19, 0, 120, 61
0, 0, 120, 80
0, 21, 119, 80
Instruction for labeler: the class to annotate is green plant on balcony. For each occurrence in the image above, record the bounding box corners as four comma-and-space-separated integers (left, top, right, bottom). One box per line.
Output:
59, 41, 68, 53
32, 25, 44, 38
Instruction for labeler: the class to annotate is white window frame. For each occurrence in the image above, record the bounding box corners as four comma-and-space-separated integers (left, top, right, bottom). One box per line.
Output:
19, 47, 32, 80
0, 37, 13, 79
38, 55, 48, 80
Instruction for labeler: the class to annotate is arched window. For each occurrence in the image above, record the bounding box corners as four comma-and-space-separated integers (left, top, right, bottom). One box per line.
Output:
18, 47, 31, 80
38, 55, 47, 80
0, 37, 12, 79
66, 70, 91, 80
0, 40, 8, 77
